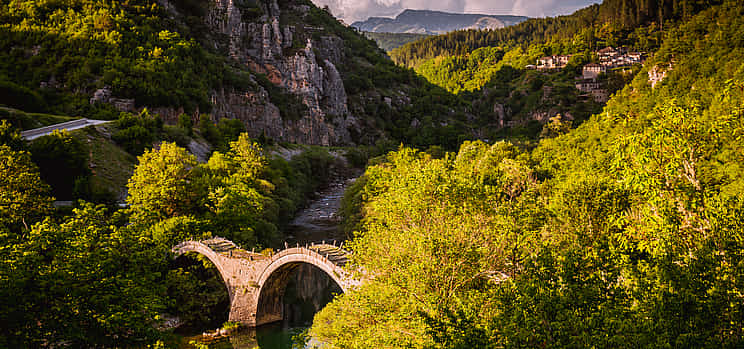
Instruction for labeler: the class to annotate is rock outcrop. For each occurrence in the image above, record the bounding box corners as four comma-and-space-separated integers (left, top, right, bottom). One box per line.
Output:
99, 0, 361, 146
201, 0, 356, 145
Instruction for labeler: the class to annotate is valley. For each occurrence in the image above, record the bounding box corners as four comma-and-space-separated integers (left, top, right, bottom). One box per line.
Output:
1, 0, 743, 348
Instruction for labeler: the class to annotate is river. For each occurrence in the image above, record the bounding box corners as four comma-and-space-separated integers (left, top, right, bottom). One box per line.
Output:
182, 176, 357, 349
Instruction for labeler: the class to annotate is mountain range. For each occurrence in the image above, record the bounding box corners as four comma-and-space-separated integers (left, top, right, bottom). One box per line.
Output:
351, 9, 529, 34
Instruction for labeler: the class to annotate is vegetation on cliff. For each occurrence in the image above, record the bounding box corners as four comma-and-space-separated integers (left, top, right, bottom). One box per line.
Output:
0, 0, 473, 147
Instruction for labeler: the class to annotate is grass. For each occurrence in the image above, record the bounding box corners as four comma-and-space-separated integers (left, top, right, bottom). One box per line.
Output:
71, 124, 137, 202
0, 106, 79, 130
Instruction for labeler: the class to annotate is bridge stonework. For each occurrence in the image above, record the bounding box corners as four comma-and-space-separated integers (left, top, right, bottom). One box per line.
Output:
172, 238, 358, 327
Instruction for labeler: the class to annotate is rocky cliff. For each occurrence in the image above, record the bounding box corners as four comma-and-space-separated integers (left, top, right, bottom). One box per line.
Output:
17, 0, 462, 147
154, 0, 356, 145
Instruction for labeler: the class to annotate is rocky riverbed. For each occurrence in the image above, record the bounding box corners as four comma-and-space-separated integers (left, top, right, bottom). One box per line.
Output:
284, 176, 356, 245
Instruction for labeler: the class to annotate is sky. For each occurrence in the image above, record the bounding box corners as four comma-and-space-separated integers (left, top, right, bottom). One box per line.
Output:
309, 0, 602, 24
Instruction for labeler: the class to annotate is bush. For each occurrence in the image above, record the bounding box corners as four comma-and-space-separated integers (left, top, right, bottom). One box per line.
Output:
28, 131, 90, 200
177, 114, 193, 136
112, 110, 163, 155
163, 125, 191, 147
0, 80, 47, 113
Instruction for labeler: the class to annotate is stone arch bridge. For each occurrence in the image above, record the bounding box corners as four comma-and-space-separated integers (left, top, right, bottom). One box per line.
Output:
172, 237, 359, 327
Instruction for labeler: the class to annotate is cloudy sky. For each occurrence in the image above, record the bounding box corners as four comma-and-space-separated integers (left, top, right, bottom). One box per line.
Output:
310, 0, 601, 23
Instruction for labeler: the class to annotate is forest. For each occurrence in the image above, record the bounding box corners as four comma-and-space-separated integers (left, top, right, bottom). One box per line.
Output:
311, 0, 744, 346
1, 0, 743, 347
390, 0, 723, 68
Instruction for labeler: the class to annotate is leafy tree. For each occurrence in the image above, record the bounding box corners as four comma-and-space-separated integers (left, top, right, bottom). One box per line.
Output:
0, 145, 52, 231
540, 113, 573, 139
312, 143, 545, 346
127, 142, 201, 224
0, 120, 24, 150
178, 113, 194, 136
112, 109, 163, 155
28, 130, 90, 200
0, 203, 167, 347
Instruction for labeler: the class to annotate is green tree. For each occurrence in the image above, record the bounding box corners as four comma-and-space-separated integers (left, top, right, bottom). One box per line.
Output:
28, 130, 90, 200
0, 145, 53, 231
0, 120, 24, 151
0, 203, 167, 347
178, 113, 193, 136
127, 142, 201, 224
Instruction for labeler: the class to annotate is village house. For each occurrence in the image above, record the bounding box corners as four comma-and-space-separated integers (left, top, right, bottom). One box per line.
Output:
537, 56, 555, 68
597, 47, 646, 68
583, 63, 606, 79
537, 55, 572, 69
576, 78, 602, 92
598, 46, 623, 59
591, 89, 609, 103
628, 52, 644, 62
571, 47, 648, 102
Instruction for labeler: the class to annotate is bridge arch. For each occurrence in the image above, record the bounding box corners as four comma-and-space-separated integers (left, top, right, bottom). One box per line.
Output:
254, 247, 350, 325
172, 238, 357, 327
172, 240, 233, 286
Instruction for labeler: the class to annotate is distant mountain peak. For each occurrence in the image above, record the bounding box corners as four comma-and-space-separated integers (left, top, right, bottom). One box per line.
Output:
352, 9, 528, 35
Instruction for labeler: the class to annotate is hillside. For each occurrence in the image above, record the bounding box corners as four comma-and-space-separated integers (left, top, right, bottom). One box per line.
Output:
310, 0, 744, 346
390, 0, 722, 68
363, 32, 430, 51
2, 0, 744, 347
381, 0, 726, 140
0, 0, 467, 147
352, 9, 528, 34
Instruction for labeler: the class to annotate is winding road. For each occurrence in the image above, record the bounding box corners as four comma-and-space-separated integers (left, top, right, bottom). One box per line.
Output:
20, 118, 111, 140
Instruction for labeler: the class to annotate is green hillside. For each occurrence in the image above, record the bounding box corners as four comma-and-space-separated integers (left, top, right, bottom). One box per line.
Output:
310, 1, 744, 346
380, 0, 726, 140
363, 32, 430, 51
0, 0, 469, 147
391, 0, 722, 68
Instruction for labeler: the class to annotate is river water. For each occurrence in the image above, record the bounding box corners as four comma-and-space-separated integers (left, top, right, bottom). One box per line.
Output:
183, 177, 356, 349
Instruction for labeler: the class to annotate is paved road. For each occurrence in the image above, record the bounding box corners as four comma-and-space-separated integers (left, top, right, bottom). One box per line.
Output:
21, 118, 111, 140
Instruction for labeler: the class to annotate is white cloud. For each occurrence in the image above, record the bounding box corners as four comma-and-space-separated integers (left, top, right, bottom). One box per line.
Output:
310, 0, 600, 23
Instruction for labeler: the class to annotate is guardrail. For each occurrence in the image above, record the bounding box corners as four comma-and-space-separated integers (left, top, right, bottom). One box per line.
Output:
21, 119, 110, 140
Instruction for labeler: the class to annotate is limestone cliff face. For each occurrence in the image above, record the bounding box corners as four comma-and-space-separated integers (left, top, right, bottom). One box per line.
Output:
201, 0, 356, 145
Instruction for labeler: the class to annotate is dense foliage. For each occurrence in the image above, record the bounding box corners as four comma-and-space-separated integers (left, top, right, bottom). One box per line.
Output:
0, 0, 249, 117
0, 125, 345, 345
29, 130, 91, 200
0, 0, 475, 148
310, 0, 744, 347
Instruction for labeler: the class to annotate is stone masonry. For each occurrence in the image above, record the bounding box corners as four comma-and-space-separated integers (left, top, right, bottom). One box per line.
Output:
172, 237, 358, 327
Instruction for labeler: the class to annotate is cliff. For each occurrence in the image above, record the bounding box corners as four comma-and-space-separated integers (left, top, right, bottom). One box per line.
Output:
1, 0, 466, 147
146, 0, 355, 145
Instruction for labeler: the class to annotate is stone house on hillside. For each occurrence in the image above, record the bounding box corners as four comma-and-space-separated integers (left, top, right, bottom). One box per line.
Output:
583, 63, 606, 79
537, 55, 572, 69
598, 47, 646, 68
576, 79, 602, 92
